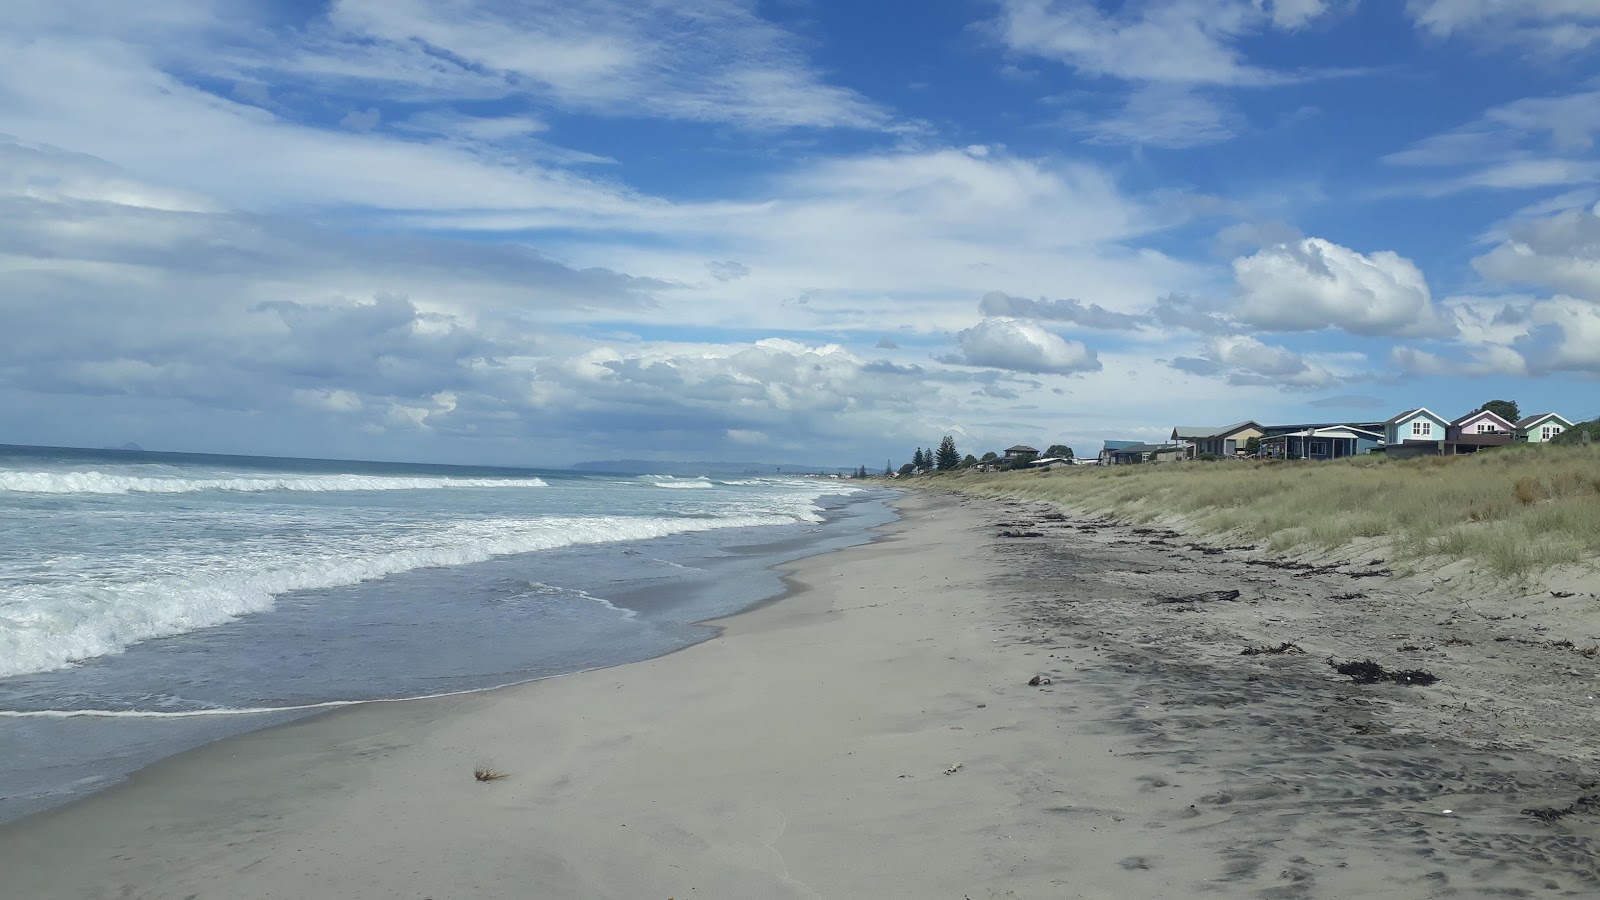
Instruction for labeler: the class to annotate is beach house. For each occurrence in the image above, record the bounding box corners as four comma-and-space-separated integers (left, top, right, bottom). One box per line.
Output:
1105, 442, 1187, 465
1383, 408, 1449, 447
1169, 421, 1263, 459
1257, 425, 1384, 460
1515, 413, 1573, 443
1449, 409, 1515, 439
1098, 440, 1138, 465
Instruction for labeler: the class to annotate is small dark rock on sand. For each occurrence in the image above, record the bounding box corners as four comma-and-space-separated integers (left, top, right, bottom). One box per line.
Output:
1028, 675, 1052, 686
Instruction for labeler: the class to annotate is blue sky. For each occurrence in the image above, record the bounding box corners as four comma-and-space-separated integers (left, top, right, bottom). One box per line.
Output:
2, 0, 1599, 467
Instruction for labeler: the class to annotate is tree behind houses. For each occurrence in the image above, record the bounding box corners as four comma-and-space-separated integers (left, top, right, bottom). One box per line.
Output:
935, 435, 960, 471
1480, 399, 1520, 424
1043, 444, 1074, 460
912, 448, 925, 471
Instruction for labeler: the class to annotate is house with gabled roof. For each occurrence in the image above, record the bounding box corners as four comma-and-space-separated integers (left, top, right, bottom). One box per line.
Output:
1098, 440, 1138, 466
1515, 413, 1573, 444
1259, 425, 1384, 460
1383, 408, 1448, 446
1449, 409, 1515, 439
1169, 421, 1263, 458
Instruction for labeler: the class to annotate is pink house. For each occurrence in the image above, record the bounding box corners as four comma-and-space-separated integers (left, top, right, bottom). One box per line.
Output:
1447, 409, 1514, 441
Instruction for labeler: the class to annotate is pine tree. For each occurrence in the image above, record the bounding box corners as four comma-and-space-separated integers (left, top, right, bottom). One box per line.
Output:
935, 435, 960, 471
912, 448, 925, 471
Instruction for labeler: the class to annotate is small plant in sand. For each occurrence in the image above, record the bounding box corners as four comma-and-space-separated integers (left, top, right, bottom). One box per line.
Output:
473, 765, 509, 782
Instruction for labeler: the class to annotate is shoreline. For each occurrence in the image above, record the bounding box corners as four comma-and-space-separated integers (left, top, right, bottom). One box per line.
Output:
5, 491, 1600, 897
0, 486, 895, 825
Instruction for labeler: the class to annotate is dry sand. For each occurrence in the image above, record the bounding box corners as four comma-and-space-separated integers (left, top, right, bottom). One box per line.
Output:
3, 491, 1600, 898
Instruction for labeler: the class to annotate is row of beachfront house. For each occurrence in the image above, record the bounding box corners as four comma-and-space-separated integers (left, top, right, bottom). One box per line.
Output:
1093, 409, 1575, 465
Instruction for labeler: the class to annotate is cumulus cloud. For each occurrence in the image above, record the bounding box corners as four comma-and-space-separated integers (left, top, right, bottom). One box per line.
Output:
1152, 293, 1234, 335
1174, 334, 1351, 388
1390, 344, 1529, 377
1472, 202, 1600, 299
978, 290, 1145, 330
1233, 238, 1448, 337
943, 318, 1101, 375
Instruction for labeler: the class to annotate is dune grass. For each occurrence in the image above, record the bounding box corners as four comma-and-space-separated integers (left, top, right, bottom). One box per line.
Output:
931, 443, 1600, 579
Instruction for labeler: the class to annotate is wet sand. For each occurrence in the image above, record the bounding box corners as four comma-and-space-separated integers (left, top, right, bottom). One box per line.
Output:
2, 491, 1599, 898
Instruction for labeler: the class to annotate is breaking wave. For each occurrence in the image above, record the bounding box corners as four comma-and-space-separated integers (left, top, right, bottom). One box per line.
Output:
0, 509, 815, 679
0, 471, 550, 495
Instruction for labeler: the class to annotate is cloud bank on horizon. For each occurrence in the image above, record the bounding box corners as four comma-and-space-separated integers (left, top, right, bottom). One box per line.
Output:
2, 0, 1598, 466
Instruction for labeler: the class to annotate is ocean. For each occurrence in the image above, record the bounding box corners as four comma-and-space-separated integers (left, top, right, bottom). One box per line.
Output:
0, 444, 893, 822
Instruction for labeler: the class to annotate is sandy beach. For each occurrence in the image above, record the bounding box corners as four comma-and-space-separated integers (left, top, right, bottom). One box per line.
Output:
4, 491, 1600, 898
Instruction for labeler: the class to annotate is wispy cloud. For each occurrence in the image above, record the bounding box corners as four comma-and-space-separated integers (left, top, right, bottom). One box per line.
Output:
1407, 0, 1600, 53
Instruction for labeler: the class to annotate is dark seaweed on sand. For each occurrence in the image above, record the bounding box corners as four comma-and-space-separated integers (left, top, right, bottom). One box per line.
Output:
1329, 658, 1438, 686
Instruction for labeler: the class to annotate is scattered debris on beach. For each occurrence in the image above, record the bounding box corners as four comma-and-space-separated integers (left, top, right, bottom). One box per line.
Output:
1552, 590, 1577, 598
1155, 589, 1240, 605
473, 765, 509, 782
1027, 674, 1052, 686
1328, 657, 1438, 686
1240, 641, 1303, 656
1521, 797, 1600, 823
943, 762, 963, 775
998, 529, 1044, 538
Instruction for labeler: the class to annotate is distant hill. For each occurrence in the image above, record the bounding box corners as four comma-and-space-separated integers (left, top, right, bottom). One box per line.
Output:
568, 459, 854, 477
103, 442, 145, 452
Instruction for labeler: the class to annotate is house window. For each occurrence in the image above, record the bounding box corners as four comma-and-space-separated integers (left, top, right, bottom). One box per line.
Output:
1412, 421, 1432, 437
1477, 422, 1494, 433
1543, 426, 1561, 440
1310, 440, 1329, 456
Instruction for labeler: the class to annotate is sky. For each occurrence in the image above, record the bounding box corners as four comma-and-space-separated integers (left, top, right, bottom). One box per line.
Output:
2, 0, 1599, 468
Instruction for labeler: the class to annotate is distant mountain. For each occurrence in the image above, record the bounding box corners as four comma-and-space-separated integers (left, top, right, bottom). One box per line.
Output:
568, 459, 853, 477
103, 442, 145, 452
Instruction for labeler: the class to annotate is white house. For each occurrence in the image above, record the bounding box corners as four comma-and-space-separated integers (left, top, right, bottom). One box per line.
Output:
1383, 408, 1450, 446
1515, 413, 1574, 443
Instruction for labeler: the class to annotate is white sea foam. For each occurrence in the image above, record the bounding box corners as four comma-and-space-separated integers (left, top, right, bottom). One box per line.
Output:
0, 509, 812, 678
637, 475, 714, 489
0, 470, 549, 495
0, 670, 595, 718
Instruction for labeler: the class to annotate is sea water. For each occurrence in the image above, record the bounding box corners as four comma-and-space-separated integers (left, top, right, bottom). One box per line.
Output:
0, 445, 893, 821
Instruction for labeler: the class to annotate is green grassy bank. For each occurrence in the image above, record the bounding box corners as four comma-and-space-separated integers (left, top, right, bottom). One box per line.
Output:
926, 444, 1600, 578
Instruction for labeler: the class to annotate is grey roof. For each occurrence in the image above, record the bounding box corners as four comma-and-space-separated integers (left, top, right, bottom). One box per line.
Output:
1004, 444, 1038, 453
1112, 442, 1186, 454
1171, 421, 1260, 440
1515, 412, 1570, 429
1384, 407, 1445, 426
1451, 409, 1513, 428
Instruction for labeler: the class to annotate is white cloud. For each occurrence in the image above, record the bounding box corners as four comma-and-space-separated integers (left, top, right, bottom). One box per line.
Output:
1390, 344, 1529, 377
991, 0, 1332, 86
1171, 334, 1351, 388
1407, 0, 1600, 51
945, 318, 1101, 375
1383, 91, 1600, 195
1233, 238, 1447, 336
261, 0, 891, 130
978, 291, 1146, 330
1473, 202, 1600, 298
1070, 85, 1239, 148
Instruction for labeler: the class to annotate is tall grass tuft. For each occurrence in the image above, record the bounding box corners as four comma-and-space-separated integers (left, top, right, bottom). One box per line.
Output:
937, 444, 1600, 579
